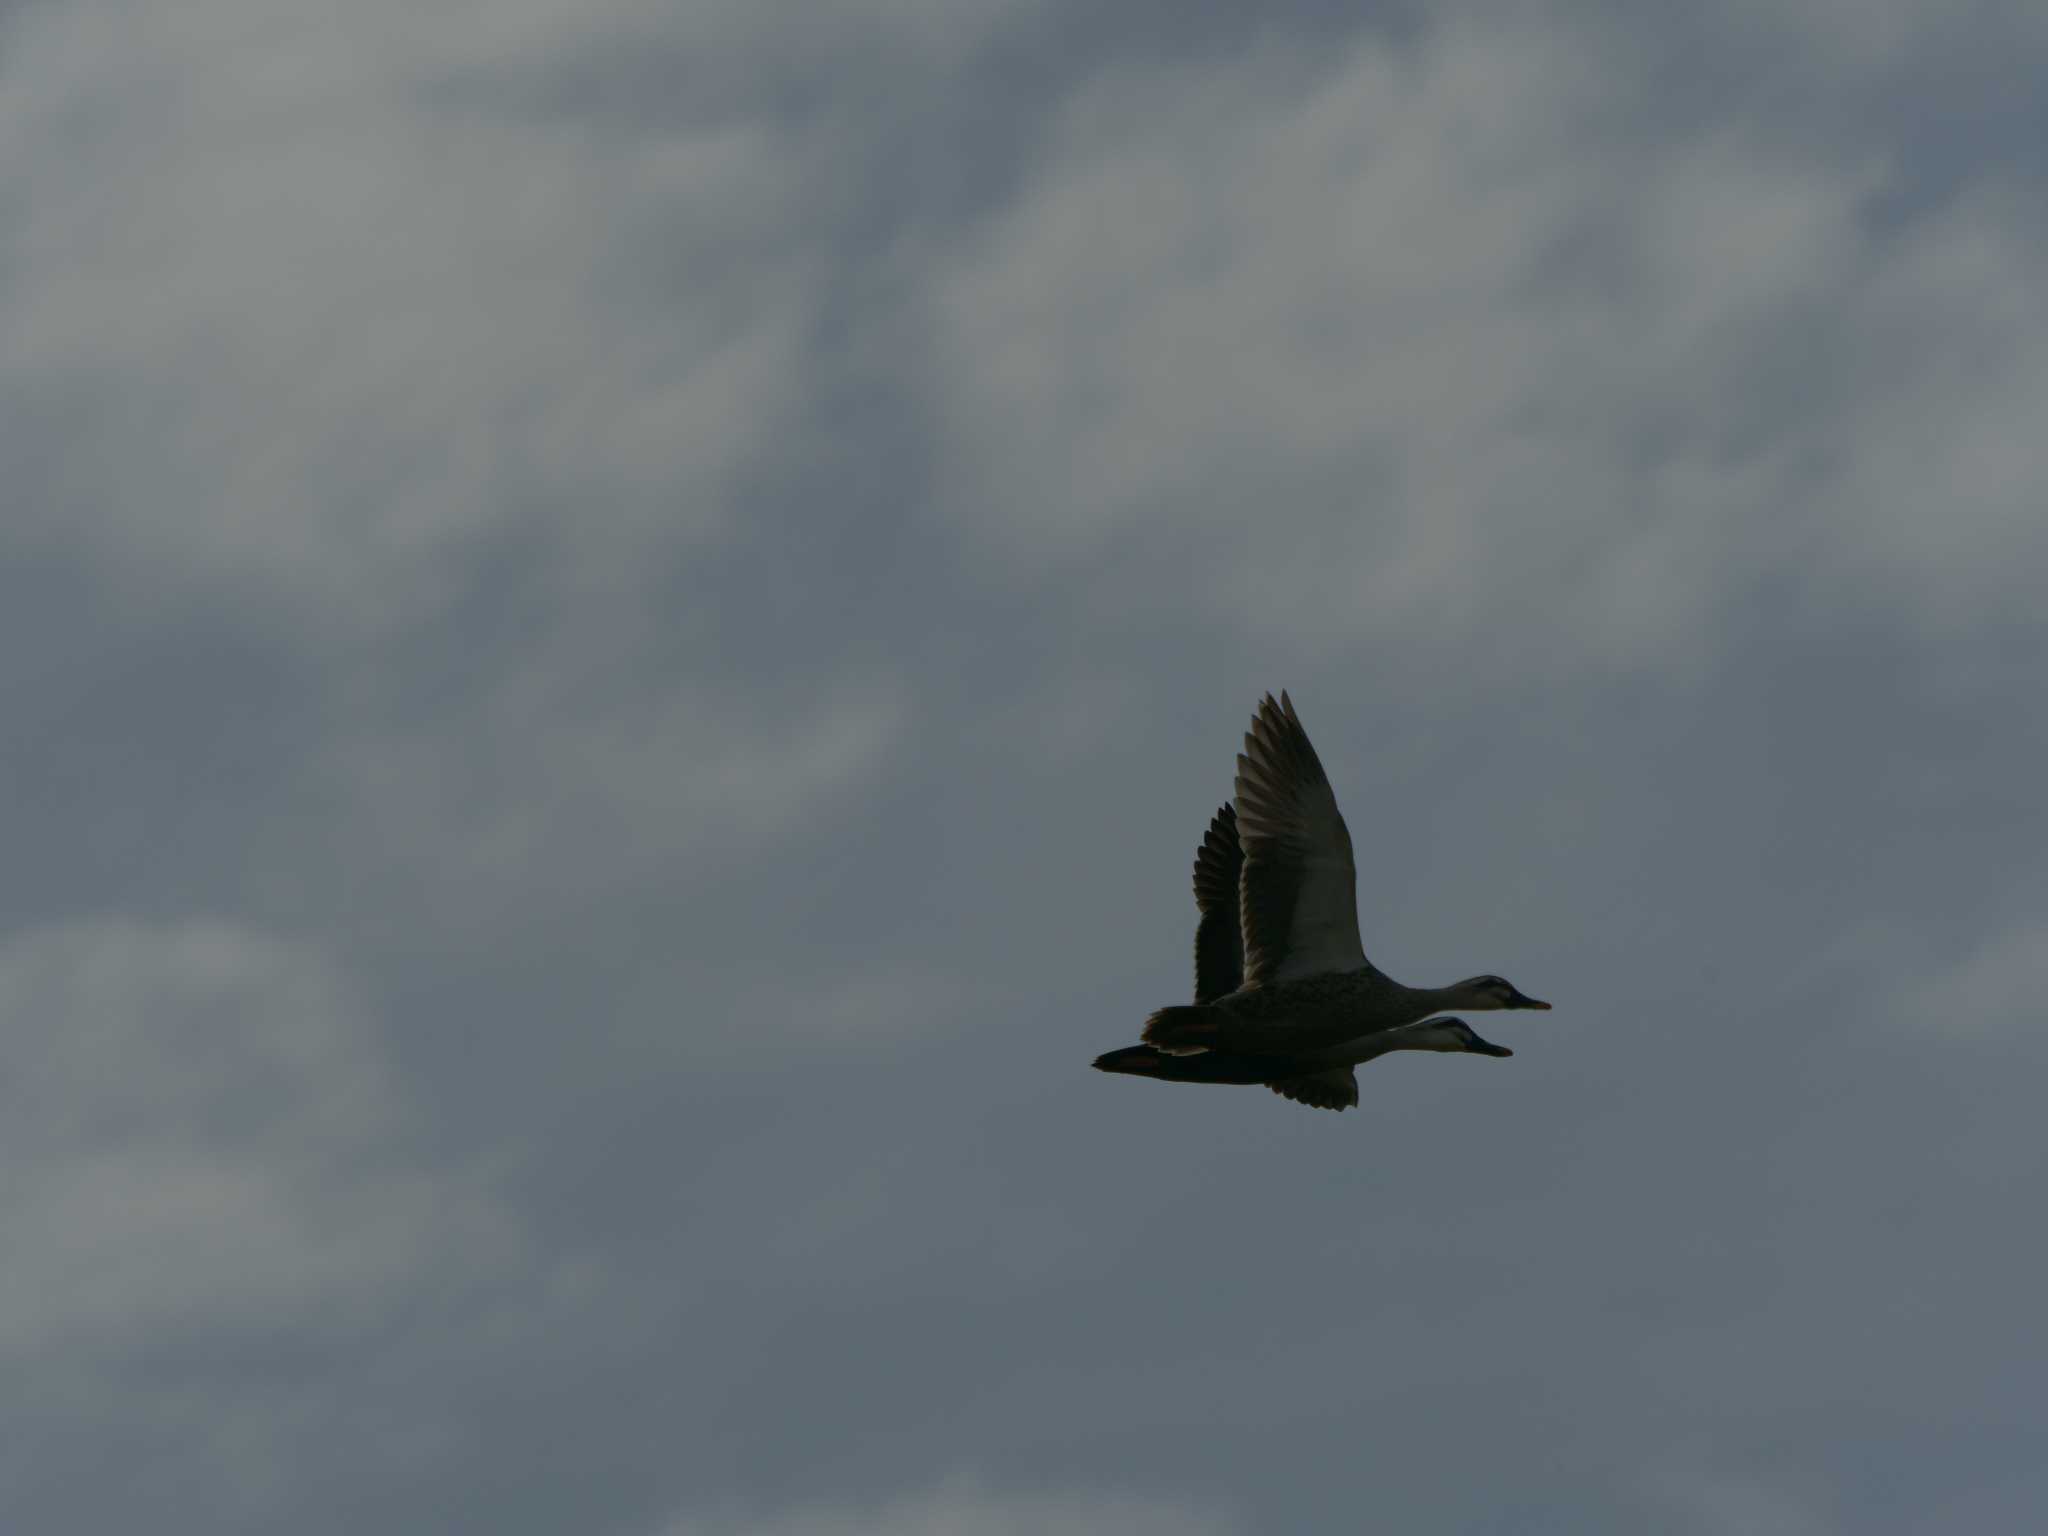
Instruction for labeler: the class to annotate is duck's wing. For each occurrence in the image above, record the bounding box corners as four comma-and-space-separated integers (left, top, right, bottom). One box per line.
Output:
1234, 691, 1369, 987
1191, 803, 1245, 1004
1268, 1066, 1359, 1112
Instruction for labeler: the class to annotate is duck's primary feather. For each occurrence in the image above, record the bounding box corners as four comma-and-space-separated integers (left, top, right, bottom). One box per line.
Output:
1191, 803, 1245, 1005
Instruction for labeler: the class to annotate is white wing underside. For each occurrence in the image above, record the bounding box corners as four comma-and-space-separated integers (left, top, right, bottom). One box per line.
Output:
1234, 692, 1368, 987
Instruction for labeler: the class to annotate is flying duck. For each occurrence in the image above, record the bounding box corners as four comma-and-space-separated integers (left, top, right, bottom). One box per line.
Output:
1128, 692, 1549, 1060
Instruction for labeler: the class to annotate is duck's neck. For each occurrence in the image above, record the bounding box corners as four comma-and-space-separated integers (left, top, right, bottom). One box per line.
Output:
1346, 1032, 1414, 1066
1332, 1019, 1460, 1068
1392, 978, 1473, 1016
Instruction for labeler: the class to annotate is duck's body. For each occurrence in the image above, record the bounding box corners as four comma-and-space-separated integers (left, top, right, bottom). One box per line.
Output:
1095, 1015, 1512, 1113
1142, 964, 1493, 1056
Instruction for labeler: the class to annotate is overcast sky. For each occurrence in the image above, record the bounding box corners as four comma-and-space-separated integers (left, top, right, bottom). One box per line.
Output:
4, 1, 2046, 1531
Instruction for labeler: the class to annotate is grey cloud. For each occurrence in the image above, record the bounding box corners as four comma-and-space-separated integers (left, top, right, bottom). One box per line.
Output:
657, 1477, 1242, 1536
932, 18, 2048, 682
2, 0, 2045, 1531
0, 0, 815, 625
0, 921, 547, 1526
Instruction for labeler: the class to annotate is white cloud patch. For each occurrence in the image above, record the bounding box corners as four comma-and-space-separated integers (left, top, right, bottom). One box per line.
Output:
0, 918, 557, 1524
0, 0, 821, 626
1893, 914, 2048, 1042
0, 920, 520, 1362
714, 966, 993, 1058
0, 0, 937, 954
324, 668, 910, 934
934, 18, 2048, 677
659, 1477, 1241, 1536
1639, 1429, 1846, 1536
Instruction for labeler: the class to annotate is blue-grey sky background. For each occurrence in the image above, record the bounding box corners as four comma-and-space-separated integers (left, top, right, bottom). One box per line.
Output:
4, 1, 2046, 1531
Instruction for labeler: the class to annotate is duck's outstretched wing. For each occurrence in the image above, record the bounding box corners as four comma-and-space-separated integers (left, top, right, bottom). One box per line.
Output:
1267, 1067, 1359, 1112
1191, 803, 1245, 1004
1234, 692, 1368, 987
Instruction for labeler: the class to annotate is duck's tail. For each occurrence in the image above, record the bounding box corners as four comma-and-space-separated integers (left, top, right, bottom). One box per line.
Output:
1093, 1042, 1272, 1086
1092, 1044, 1172, 1077
1139, 1004, 1221, 1055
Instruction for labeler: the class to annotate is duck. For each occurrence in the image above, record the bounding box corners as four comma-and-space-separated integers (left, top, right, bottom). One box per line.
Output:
1138, 692, 1549, 1058
1094, 1015, 1514, 1112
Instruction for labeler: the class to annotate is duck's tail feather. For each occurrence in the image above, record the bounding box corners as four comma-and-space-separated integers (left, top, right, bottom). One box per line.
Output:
1092, 1044, 1170, 1077
1140, 1004, 1221, 1055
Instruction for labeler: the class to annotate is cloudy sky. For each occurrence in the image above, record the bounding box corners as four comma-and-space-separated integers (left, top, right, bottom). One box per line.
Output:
4, 0, 2046, 1530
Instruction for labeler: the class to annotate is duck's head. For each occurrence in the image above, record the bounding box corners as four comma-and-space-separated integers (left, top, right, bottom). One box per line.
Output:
1453, 973, 1550, 1011
1404, 1017, 1514, 1056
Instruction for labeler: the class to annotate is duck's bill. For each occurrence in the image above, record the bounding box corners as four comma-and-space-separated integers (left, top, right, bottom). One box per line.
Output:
1510, 990, 1551, 1010
1468, 1036, 1513, 1057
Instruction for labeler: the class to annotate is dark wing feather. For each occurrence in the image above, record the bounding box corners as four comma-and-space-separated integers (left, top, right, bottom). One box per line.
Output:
1234, 692, 1368, 987
1191, 803, 1245, 1003
1268, 1067, 1359, 1111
